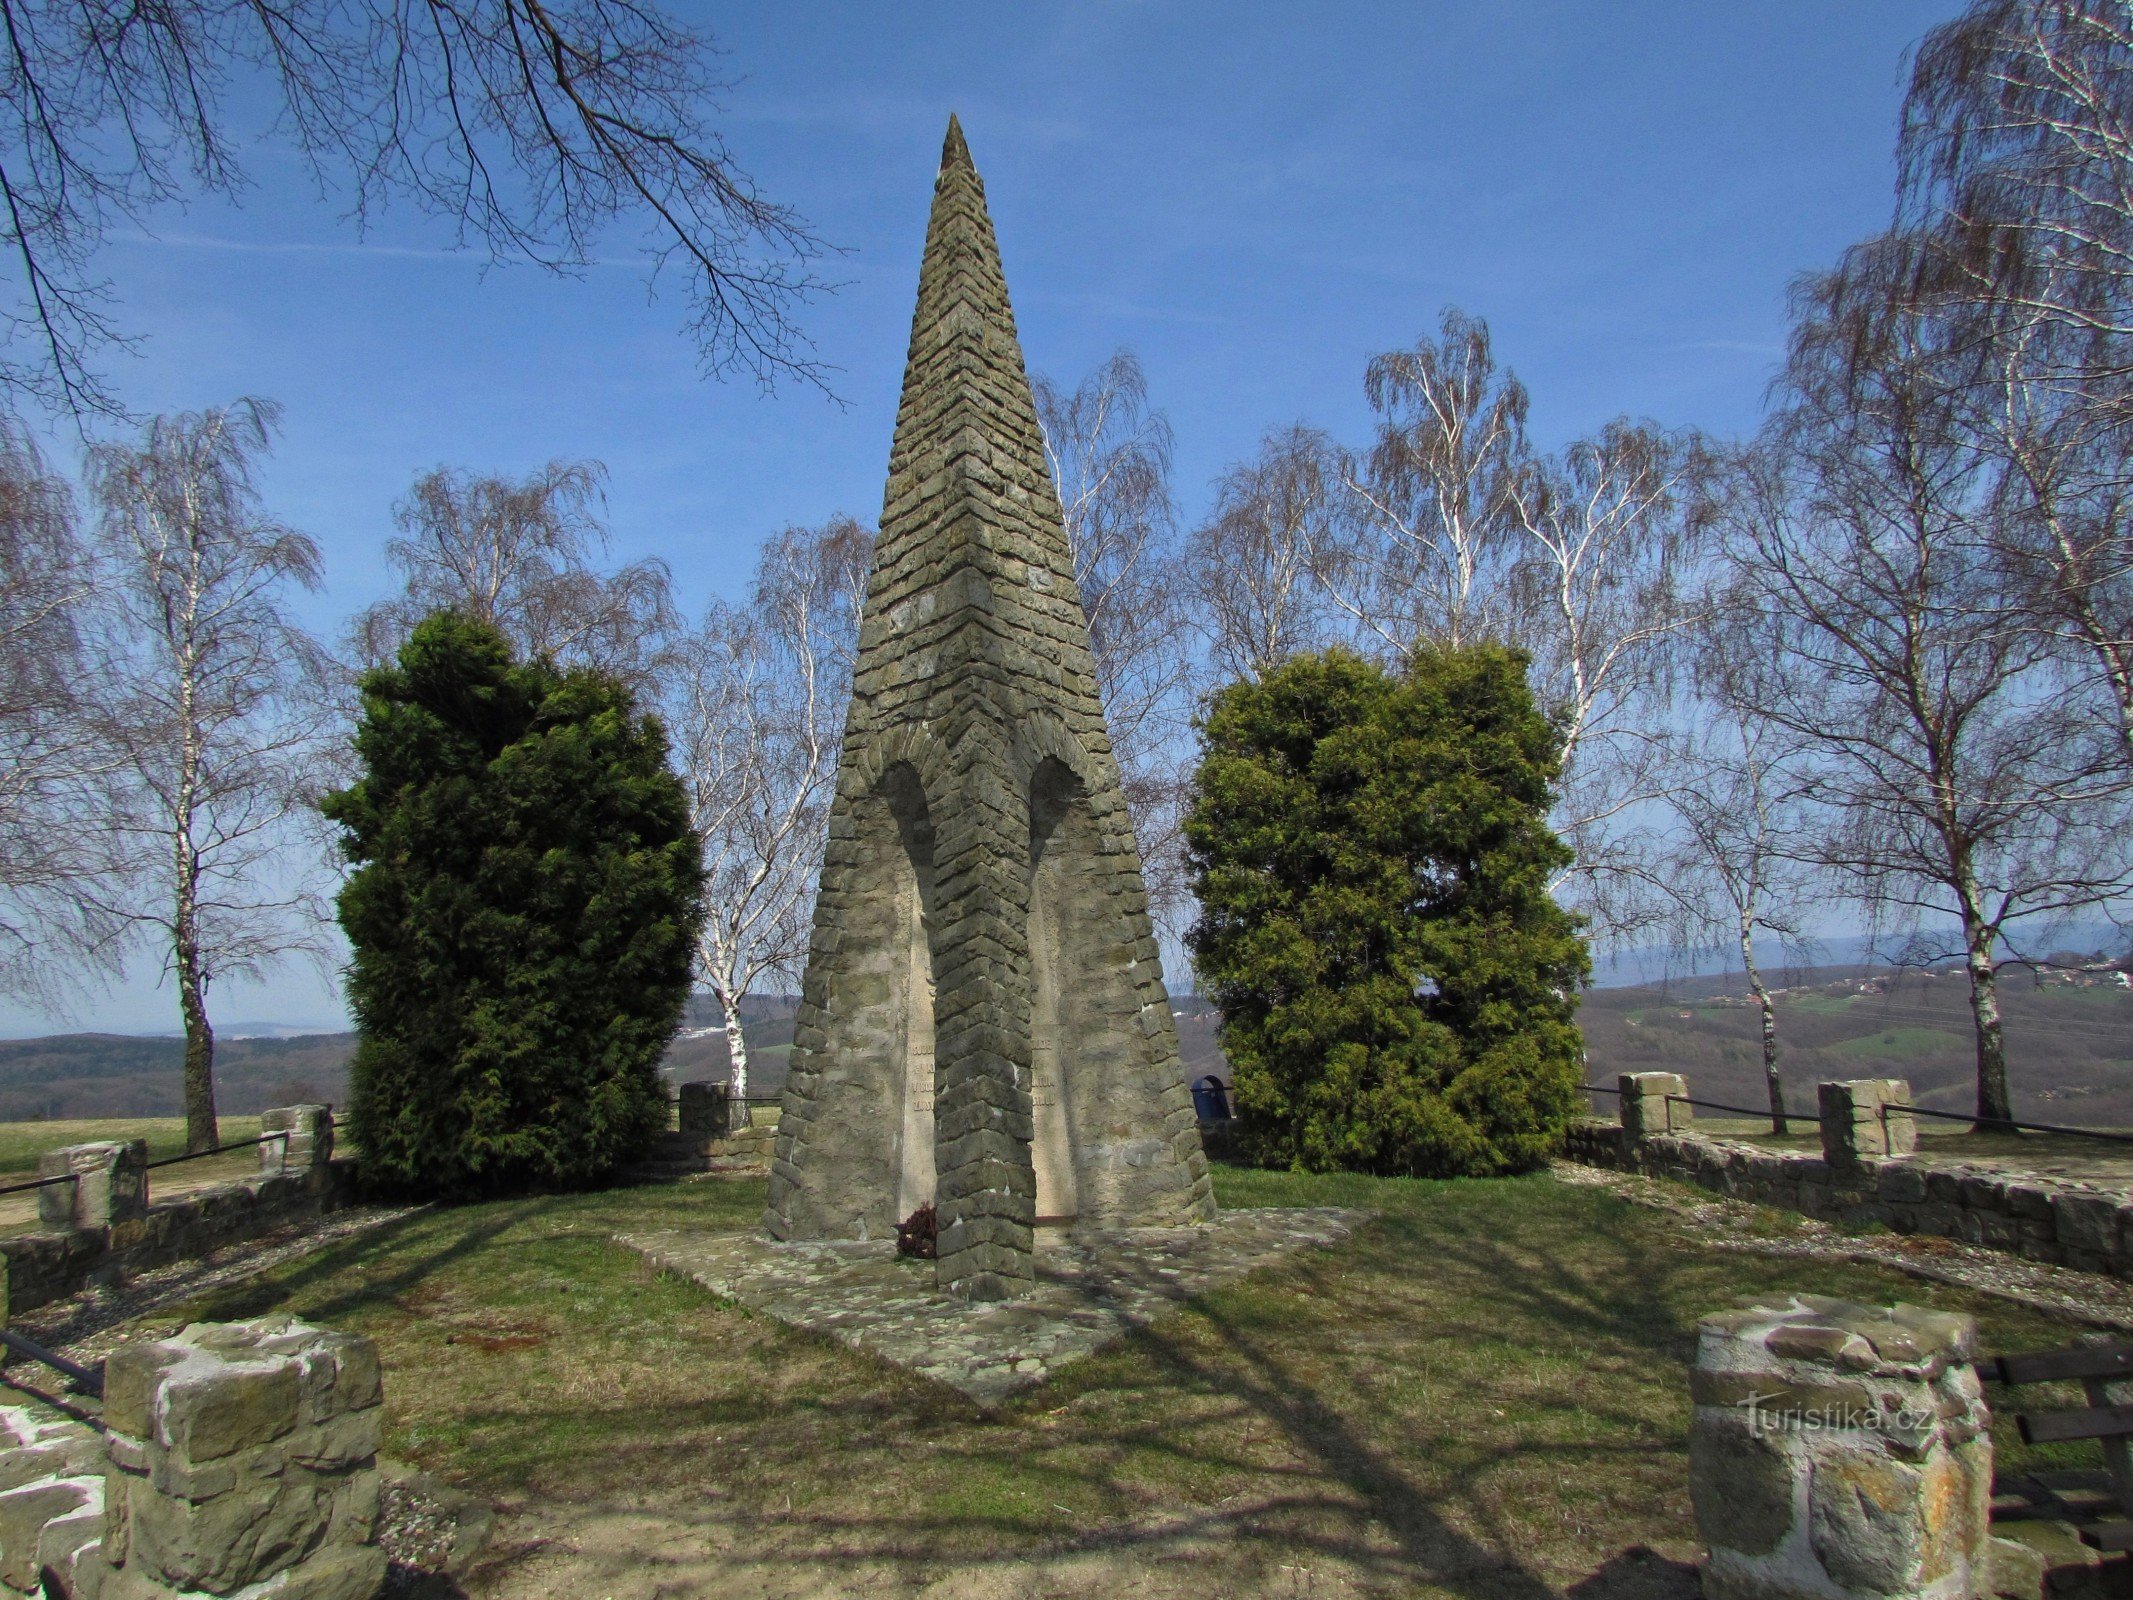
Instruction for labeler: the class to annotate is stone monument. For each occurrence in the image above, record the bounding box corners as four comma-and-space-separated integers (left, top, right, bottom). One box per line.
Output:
765, 116, 1214, 1301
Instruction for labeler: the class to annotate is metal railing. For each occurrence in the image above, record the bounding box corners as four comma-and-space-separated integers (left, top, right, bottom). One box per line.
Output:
0, 1328, 102, 1397
1667, 1092, 1823, 1125
1886, 1101, 2133, 1146
1576, 1083, 1821, 1124
1583, 1080, 2133, 1146
142, 1128, 291, 1173
0, 1171, 82, 1201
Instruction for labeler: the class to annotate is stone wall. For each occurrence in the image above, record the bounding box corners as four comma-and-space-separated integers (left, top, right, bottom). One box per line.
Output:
1691, 1294, 1991, 1600
1566, 1077, 2133, 1277
1, 1108, 358, 1322
0, 1316, 386, 1599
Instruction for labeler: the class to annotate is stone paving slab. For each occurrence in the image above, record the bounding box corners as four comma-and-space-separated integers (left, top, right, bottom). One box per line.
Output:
617, 1207, 1365, 1404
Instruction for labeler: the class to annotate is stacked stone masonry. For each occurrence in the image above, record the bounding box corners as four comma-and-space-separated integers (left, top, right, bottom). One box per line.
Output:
0, 1316, 387, 1600
765, 116, 1213, 1301
1567, 1075, 2133, 1279
2, 1108, 356, 1323
1691, 1294, 1991, 1600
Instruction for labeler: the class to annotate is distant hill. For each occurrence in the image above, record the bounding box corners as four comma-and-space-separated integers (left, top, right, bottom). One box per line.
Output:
1579, 964, 2133, 1125
0, 1032, 356, 1121
0, 992, 806, 1122
19, 968, 2115, 1131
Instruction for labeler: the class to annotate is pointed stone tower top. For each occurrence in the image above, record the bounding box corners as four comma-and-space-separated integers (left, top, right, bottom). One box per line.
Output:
941, 112, 972, 173
874, 115, 1069, 580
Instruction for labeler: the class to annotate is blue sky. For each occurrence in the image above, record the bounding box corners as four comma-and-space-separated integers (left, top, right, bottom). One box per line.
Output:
6, 1, 1957, 1035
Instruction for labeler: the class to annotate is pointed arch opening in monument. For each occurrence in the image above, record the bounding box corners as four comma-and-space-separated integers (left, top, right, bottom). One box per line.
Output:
1030, 755, 1170, 1227
880, 763, 941, 1222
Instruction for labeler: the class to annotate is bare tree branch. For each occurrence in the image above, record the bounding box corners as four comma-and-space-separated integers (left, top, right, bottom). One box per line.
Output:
0, 0, 835, 419
351, 457, 678, 691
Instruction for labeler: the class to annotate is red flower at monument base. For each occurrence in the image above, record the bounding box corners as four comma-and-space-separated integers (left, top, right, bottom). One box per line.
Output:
896, 1203, 938, 1260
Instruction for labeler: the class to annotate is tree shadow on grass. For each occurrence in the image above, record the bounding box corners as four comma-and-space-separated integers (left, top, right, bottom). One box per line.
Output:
444, 1176, 1734, 1599
162, 1199, 560, 1328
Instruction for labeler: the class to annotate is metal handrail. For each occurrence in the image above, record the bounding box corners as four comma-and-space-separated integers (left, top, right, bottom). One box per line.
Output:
1889, 1101, 2133, 1145
142, 1129, 289, 1172
0, 1328, 103, 1397
1667, 1092, 1823, 1125
0, 1171, 81, 1200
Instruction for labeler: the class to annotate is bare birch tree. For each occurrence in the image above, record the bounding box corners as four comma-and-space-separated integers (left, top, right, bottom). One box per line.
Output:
1318, 308, 1530, 657
1, 0, 831, 418
351, 461, 678, 690
1033, 350, 1198, 933
1719, 255, 2133, 1126
662, 516, 868, 1102
0, 418, 116, 1003
1660, 701, 1823, 1134
85, 399, 335, 1152
1896, 1, 2133, 763
1317, 309, 1702, 942
1184, 425, 1340, 685
1507, 419, 1710, 939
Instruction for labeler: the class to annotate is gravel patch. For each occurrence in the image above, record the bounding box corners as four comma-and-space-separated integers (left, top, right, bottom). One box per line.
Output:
1553, 1159, 2133, 1330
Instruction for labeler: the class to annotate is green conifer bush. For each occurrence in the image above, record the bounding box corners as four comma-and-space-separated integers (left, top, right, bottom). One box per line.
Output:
1184, 645, 1589, 1176
321, 613, 704, 1195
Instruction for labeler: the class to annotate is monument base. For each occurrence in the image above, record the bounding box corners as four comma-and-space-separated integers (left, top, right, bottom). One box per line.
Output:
620, 1208, 1362, 1404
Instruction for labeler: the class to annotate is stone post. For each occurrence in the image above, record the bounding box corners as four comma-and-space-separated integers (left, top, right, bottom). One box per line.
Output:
1691, 1294, 1990, 1600
1619, 1072, 1691, 1141
100, 1315, 386, 1600
678, 1082, 734, 1138
257, 1104, 334, 1177
1820, 1079, 1918, 1170
35, 1141, 147, 1231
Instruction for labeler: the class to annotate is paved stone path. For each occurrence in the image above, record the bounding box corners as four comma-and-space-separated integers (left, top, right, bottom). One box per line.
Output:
617, 1207, 1364, 1404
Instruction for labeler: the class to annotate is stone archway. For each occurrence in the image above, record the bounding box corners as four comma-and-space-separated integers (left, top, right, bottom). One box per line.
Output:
1026, 756, 1183, 1229
881, 764, 940, 1222
1027, 758, 1081, 1226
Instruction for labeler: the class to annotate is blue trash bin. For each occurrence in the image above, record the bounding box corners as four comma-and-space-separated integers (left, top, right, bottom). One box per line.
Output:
1191, 1074, 1232, 1124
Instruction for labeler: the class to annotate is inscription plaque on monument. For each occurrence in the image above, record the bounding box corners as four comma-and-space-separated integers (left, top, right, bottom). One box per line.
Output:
763, 116, 1215, 1301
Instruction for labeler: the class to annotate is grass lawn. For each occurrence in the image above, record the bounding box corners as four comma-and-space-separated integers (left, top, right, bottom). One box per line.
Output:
0, 1117, 271, 1237
0, 1116, 265, 1182
113, 1162, 2103, 1596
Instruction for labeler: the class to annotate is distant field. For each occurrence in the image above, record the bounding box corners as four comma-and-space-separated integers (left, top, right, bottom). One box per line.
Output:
0, 1116, 270, 1237
1828, 1026, 1971, 1060
1581, 965, 2133, 1125
0, 1114, 267, 1181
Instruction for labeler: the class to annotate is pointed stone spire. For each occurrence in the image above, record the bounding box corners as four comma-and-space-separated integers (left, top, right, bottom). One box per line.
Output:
765, 119, 1213, 1301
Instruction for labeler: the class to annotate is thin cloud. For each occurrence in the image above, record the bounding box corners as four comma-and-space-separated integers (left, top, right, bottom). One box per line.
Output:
110, 230, 638, 269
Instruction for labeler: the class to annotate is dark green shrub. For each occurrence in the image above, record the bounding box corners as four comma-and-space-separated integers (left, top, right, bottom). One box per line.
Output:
321, 612, 704, 1196
1184, 645, 1589, 1176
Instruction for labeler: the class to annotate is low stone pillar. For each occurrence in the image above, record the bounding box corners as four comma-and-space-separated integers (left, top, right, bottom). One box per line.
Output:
99, 1315, 386, 1600
1619, 1072, 1691, 1140
35, 1141, 147, 1231
258, 1104, 334, 1176
678, 1082, 740, 1137
1821, 1079, 1918, 1170
1690, 1294, 1990, 1600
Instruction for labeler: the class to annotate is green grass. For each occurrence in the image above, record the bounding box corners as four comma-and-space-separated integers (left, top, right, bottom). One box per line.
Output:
0, 1116, 263, 1182
1830, 1027, 1970, 1061
118, 1162, 2100, 1593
